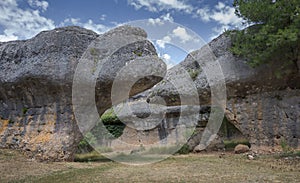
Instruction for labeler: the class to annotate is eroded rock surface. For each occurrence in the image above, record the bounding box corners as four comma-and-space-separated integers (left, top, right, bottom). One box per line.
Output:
148, 34, 300, 149
0, 26, 166, 161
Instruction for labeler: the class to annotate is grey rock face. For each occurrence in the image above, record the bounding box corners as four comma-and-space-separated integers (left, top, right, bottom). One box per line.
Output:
0, 26, 166, 161
226, 89, 300, 148
148, 34, 299, 106
147, 34, 300, 149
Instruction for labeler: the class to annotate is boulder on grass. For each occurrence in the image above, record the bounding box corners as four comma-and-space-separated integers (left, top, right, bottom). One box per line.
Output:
234, 144, 250, 154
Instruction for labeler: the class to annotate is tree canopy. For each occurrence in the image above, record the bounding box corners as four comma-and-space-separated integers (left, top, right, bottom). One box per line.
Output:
231, 0, 300, 68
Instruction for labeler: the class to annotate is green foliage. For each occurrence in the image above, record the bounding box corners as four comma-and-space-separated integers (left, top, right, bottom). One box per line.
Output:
22, 108, 28, 115
133, 48, 143, 57
176, 144, 190, 154
77, 108, 125, 153
188, 69, 200, 80
280, 138, 293, 153
98, 108, 125, 138
231, 0, 300, 68
89, 48, 98, 56
101, 108, 120, 125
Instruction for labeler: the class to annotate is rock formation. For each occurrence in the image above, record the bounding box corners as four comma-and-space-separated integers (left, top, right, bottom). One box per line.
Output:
147, 34, 300, 150
0, 26, 166, 161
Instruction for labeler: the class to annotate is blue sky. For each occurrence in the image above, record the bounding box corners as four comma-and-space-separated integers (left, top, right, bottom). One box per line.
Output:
0, 0, 244, 67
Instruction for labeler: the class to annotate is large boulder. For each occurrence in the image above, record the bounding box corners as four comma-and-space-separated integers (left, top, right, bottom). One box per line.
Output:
0, 26, 166, 161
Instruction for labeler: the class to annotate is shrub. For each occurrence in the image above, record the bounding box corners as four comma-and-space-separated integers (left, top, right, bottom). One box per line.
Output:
280, 138, 293, 153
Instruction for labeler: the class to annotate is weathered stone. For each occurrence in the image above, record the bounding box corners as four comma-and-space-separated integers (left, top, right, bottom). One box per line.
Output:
225, 89, 300, 148
147, 33, 300, 150
0, 26, 166, 161
193, 134, 224, 152
234, 144, 250, 154
148, 34, 299, 106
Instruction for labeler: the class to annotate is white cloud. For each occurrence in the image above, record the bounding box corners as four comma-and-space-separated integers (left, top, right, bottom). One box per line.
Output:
156, 35, 171, 49
0, 0, 55, 42
155, 26, 196, 49
161, 53, 174, 69
172, 27, 192, 43
196, 2, 244, 40
27, 0, 49, 12
148, 13, 174, 26
83, 20, 110, 34
129, 0, 244, 41
197, 2, 243, 27
128, 0, 193, 13
211, 2, 242, 26
196, 7, 210, 22
100, 14, 107, 21
0, 33, 18, 42
61, 18, 110, 34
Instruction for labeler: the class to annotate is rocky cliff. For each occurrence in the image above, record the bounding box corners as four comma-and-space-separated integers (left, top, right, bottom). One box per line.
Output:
0, 26, 166, 161
147, 34, 300, 150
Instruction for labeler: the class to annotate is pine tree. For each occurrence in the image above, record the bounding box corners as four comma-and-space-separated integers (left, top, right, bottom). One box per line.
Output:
231, 0, 300, 69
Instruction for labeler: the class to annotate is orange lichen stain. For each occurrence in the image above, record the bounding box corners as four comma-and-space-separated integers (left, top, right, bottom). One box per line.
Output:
0, 119, 9, 134
30, 132, 52, 144
47, 120, 55, 126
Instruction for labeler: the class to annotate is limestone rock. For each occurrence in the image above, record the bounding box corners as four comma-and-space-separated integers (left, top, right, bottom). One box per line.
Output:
0, 26, 166, 161
148, 34, 299, 106
225, 89, 300, 148
147, 33, 300, 149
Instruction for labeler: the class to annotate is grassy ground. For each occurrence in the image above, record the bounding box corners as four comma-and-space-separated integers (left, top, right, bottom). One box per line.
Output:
1, 149, 299, 183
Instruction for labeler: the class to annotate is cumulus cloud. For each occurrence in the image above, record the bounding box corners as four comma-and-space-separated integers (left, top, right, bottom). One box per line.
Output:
129, 0, 244, 41
172, 27, 192, 43
196, 7, 210, 22
27, 0, 49, 12
156, 26, 196, 49
0, 0, 55, 42
156, 35, 171, 49
196, 2, 244, 39
196, 2, 242, 26
148, 13, 174, 26
128, 0, 193, 13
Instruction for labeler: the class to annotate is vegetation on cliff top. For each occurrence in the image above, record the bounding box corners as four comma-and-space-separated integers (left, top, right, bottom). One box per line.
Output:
231, 0, 300, 68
